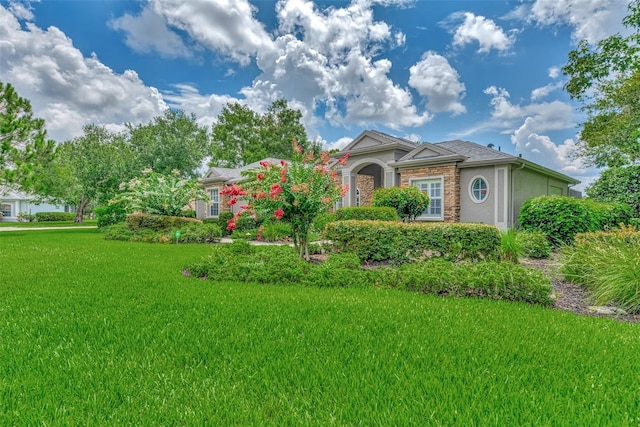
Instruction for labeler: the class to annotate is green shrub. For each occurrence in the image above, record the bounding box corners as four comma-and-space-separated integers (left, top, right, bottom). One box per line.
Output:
311, 212, 336, 236
518, 196, 633, 246
217, 212, 235, 235
185, 245, 551, 306
35, 212, 76, 222
94, 203, 127, 229
371, 186, 430, 222
324, 220, 501, 264
500, 229, 521, 263
126, 213, 201, 232
173, 223, 222, 244
516, 231, 552, 259
260, 221, 291, 242
335, 206, 398, 221
16, 212, 36, 222
561, 226, 640, 312
384, 259, 552, 306
103, 223, 135, 241
181, 209, 197, 218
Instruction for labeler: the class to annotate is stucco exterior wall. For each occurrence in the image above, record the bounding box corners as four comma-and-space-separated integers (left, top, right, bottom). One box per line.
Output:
459, 166, 495, 225
511, 166, 572, 226
399, 164, 460, 222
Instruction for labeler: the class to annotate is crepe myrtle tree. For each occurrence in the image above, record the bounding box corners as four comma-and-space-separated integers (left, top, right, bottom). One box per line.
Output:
113, 168, 208, 217
222, 139, 349, 260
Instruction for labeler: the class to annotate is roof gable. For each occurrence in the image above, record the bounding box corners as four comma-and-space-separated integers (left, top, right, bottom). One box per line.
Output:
399, 142, 461, 162
342, 130, 418, 153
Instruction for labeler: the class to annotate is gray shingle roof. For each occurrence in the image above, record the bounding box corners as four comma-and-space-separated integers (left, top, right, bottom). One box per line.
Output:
434, 140, 515, 164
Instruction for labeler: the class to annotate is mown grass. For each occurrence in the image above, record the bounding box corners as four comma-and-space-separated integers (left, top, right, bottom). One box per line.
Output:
1, 229, 639, 425
0, 219, 97, 228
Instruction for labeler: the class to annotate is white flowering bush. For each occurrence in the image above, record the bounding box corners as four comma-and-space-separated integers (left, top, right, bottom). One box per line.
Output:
113, 168, 208, 217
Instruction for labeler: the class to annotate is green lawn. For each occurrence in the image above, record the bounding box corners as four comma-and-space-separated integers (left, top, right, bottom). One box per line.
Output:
0, 229, 638, 425
0, 219, 97, 228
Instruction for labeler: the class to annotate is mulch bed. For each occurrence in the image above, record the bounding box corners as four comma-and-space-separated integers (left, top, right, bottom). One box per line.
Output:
520, 257, 640, 323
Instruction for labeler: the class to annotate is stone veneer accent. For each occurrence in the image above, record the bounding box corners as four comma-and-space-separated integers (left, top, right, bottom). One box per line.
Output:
204, 184, 231, 216
356, 175, 375, 206
399, 165, 460, 222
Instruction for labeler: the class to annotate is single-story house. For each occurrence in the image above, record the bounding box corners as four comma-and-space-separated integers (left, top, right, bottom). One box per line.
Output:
197, 130, 580, 229
0, 189, 73, 222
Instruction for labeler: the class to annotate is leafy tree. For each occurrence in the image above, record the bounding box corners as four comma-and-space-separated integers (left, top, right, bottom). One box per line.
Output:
113, 168, 208, 217
127, 109, 210, 178
223, 141, 348, 260
210, 99, 317, 167
0, 81, 55, 190
371, 186, 430, 222
35, 125, 137, 222
586, 166, 640, 218
562, 0, 640, 167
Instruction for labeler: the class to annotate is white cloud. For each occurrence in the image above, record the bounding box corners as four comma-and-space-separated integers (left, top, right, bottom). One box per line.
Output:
7, 0, 34, 20
408, 51, 466, 115
147, 0, 274, 66
483, 86, 574, 131
324, 136, 352, 151
530, 82, 563, 100
241, 0, 429, 130
0, 5, 167, 141
108, 6, 192, 59
449, 12, 514, 53
524, 0, 630, 43
162, 84, 240, 128
548, 66, 561, 79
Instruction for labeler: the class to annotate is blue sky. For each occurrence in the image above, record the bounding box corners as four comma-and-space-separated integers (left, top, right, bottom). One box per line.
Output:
0, 0, 632, 189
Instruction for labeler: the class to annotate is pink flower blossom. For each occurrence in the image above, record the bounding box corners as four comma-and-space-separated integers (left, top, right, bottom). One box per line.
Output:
280, 160, 287, 167
270, 183, 283, 197
259, 161, 271, 168
226, 219, 237, 231
221, 183, 245, 197
257, 173, 265, 181
280, 176, 287, 183
321, 197, 332, 204
274, 209, 284, 220
320, 151, 331, 164
228, 198, 237, 206
338, 153, 350, 166
340, 184, 349, 197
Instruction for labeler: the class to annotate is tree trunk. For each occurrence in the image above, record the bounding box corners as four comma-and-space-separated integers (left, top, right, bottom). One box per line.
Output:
75, 197, 88, 223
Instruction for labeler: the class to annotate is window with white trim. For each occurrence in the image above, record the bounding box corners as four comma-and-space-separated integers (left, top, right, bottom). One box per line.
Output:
470, 176, 488, 203
209, 188, 220, 217
413, 178, 443, 219
0, 203, 12, 218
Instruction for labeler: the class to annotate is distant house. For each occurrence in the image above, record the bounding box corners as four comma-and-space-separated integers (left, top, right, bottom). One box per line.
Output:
0, 190, 72, 222
197, 130, 580, 229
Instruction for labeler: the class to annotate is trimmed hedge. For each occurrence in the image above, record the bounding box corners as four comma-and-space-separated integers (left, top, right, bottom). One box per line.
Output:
94, 204, 127, 228
185, 242, 552, 306
126, 213, 202, 231
518, 196, 633, 246
516, 231, 552, 259
335, 206, 398, 221
34, 212, 76, 222
324, 220, 501, 264
104, 221, 221, 243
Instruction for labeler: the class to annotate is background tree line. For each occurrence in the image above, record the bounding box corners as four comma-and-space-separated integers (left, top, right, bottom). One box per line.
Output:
1, 83, 314, 221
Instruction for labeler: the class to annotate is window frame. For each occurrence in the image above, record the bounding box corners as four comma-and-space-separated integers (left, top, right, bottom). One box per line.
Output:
208, 188, 220, 218
411, 177, 444, 221
0, 203, 12, 218
469, 176, 489, 203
